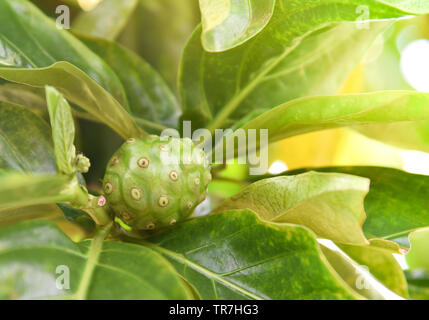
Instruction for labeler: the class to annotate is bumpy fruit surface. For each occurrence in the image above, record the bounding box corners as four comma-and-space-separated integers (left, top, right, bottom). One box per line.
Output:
103, 135, 211, 230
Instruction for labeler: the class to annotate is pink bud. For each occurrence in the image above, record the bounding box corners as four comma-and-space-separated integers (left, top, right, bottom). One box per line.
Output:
98, 196, 106, 207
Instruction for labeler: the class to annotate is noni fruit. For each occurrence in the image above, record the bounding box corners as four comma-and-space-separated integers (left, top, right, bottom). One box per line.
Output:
103, 135, 211, 230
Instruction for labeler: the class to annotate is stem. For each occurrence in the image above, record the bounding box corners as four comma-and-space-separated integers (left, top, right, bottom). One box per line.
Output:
82, 195, 112, 226
75, 222, 112, 300
68, 177, 112, 226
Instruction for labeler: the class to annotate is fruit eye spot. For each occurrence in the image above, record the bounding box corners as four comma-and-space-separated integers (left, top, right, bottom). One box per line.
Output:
127, 138, 136, 143
137, 157, 150, 168
104, 182, 113, 194
158, 195, 169, 207
170, 219, 177, 225
110, 156, 120, 166
186, 201, 193, 209
146, 223, 155, 230
130, 187, 143, 200
169, 171, 178, 181
121, 211, 134, 222
194, 178, 200, 185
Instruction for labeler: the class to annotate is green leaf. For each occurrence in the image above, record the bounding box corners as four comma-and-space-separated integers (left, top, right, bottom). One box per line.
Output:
0, 172, 74, 211
215, 172, 369, 245
76, 35, 180, 132
255, 167, 429, 240
0, 83, 47, 114
320, 244, 405, 300
199, 0, 275, 52
0, 62, 143, 139
0, 0, 143, 139
118, 0, 200, 87
180, 0, 429, 130
0, 0, 126, 105
406, 228, 429, 272
338, 243, 408, 298
405, 270, 429, 300
73, 0, 138, 40
0, 101, 56, 173
238, 91, 429, 148
143, 209, 363, 299
45, 86, 76, 176
0, 220, 194, 299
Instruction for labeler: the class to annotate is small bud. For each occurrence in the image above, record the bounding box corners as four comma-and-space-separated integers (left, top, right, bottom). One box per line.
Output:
75, 154, 91, 173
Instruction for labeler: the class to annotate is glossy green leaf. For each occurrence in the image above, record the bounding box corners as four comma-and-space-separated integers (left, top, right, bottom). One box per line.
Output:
143, 210, 363, 300
0, 0, 143, 139
180, 0, 429, 130
0, 62, 143, 139
199, 0, 275, 52
406, 228, 429, 272
0, 172, 74, 211
238, 91, 429, 148
355, 122, 429, 154
0, 0, 126, 105
73, 0, 138, 40
320, 245, 404, 300
45, 86, 76, 176
0, 101, 56, 173
256, 167, 429, 240
215, 172, 369, 245
338, 243, 408, 298
0, 220, 193, 299
0, 83, 46, 114
77, 35, 180, 132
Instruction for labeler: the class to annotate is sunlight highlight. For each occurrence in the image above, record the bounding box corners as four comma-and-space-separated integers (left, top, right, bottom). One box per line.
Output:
401, 150, 429, 175
268, 160, 288, 174
78, 0, 103, 11
400, 39, 429, 92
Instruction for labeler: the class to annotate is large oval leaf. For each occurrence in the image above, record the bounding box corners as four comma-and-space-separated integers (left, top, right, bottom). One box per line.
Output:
0, 0, 126, 105
77, 35, 180, 132
215, 172, 370, 245
180, 0, 429, 130
143, 210, 363, 299
253, 167, 429, 240
238, 91, 429, 148
199, 0, 275, 52
0, 0, 143, 139
0, 220, 194, 299
0, 101, 56, 173
0, 62, 142, 139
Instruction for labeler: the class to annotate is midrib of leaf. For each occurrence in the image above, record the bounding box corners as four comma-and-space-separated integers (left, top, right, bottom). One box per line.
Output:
143, 241, 264, 300
75, 226, 110, 300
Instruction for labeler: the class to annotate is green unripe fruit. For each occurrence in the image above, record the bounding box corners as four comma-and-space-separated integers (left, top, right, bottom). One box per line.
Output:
103, 135, 211, 230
